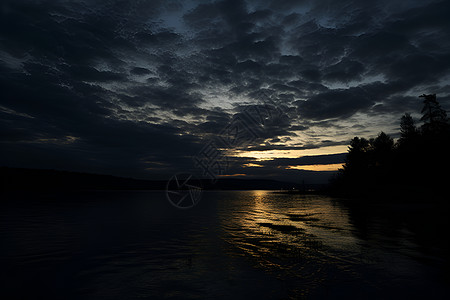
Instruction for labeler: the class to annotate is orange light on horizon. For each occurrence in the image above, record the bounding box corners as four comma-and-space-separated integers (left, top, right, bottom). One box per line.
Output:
286, 163, 344, 171
232, 145, 348, 161
217, 173, 247, 177
242, 163, 263, 167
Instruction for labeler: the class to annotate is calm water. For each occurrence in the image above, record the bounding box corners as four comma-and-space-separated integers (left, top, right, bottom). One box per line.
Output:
0, 190, 449, 299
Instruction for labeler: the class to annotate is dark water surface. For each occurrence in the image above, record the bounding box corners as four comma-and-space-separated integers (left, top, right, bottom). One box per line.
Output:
1, 191, 449, 299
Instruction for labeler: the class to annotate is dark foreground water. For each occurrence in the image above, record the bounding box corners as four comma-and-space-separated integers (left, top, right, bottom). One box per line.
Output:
1, 191, 449, 299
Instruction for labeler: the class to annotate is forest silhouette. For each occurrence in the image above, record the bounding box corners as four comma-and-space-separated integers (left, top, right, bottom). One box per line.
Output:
331, 94, 450, 201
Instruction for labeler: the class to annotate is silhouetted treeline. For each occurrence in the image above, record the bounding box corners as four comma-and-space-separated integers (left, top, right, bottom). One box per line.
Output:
0, 167, 167, 191
0, 167, 299, 193
331, 94, 450, 201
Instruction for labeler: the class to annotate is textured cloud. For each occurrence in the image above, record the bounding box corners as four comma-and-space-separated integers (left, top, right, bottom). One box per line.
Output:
1, 0, 449, 181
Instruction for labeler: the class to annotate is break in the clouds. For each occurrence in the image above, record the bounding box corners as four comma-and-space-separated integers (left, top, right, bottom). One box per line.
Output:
1, 0, 449, 182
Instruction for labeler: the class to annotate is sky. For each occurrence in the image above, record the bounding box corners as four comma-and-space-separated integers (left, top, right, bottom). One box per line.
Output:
1, 0, 450, 183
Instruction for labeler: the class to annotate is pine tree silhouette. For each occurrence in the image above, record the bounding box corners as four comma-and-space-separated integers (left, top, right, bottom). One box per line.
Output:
399, 113, 418, 143
419, 94, 448, 134
332, 94, 449, 200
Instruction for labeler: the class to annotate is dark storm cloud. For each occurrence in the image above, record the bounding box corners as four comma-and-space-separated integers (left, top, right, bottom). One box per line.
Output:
197, 109, 233, 134
64, 65, 127, 82
130, 67, 152, 76
1, 0, 449, 181
369, 95, 421, 115
297, 87, 374, 120
245, 139, 347, 152
322, 59, 365, 83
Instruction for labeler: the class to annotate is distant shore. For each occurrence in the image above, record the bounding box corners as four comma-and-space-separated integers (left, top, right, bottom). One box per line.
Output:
0, 167, 302, 192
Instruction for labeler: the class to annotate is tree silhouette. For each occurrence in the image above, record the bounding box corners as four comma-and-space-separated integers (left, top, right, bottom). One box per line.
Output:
372, 132, 393, 156
343, 137, 371, 178
332, 93, 449, 200
420, 94, 448, 134
399, 113, 418, 146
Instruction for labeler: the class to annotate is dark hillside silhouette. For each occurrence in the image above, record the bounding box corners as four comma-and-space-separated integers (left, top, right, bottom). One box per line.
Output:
0, 167, 299, 192
331, 94, 450, 201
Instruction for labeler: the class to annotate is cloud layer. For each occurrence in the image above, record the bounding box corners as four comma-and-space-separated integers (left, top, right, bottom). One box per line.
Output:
1, 0, 449, 182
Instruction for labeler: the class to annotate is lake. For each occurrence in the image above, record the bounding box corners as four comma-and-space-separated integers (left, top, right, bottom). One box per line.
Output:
0, 190, 449, 299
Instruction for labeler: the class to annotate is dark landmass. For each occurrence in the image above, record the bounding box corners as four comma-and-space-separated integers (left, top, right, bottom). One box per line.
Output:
0, 167, 299, 192
272, 186, 327, 195
0, 167, 165, 191
202, 178, 301, 190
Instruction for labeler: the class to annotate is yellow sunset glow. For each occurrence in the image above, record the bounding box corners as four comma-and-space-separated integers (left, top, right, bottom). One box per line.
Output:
218, 173, 247, 177
243, 163, 263, 167
232, 145, 348, 161
286, 163, 344, 171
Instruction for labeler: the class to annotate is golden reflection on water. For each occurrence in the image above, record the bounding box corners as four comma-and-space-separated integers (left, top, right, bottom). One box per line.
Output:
219, 191, 361, 265
215, 190, 372, 296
